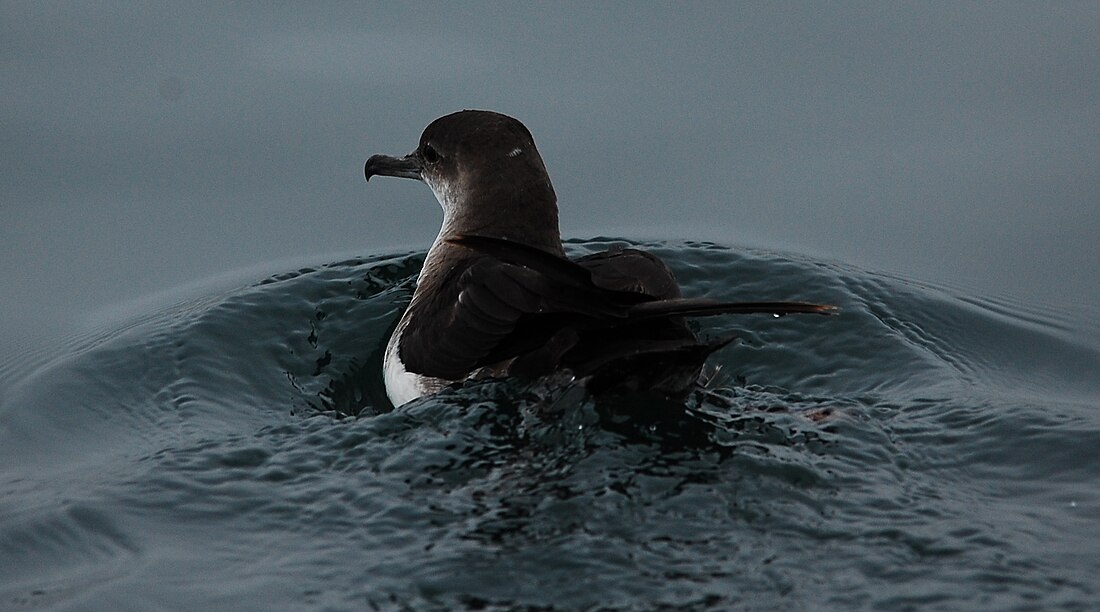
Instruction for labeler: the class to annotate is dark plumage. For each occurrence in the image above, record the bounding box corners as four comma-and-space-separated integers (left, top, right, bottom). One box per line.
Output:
364, 110, 832, 406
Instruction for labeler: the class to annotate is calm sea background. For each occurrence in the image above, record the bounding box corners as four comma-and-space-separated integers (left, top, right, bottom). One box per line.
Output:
2, 3, 1099, 609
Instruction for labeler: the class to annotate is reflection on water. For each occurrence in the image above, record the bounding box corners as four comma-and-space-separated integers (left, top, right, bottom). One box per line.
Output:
1, 240, 1099, 609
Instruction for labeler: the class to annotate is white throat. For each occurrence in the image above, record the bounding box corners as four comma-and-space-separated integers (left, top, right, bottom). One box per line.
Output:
382, 175, 461, 407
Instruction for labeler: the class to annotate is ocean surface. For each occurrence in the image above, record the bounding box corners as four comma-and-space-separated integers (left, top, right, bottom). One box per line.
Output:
1, 239, 1099, 610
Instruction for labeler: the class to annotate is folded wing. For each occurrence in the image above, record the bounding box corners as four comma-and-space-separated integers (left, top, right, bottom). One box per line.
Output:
398, 235, 834, 383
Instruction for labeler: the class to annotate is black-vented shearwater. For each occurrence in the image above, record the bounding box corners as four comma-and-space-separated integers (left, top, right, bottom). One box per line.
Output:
364, 110, 832, 407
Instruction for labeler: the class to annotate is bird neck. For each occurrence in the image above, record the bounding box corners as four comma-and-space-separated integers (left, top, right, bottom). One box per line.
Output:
443, 182, 564, 257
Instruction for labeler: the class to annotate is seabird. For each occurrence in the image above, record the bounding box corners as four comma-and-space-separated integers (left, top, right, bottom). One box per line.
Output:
364, 110, 832, 407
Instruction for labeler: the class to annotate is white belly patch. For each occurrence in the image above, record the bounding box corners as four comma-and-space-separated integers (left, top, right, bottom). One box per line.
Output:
383, 321, 439, 407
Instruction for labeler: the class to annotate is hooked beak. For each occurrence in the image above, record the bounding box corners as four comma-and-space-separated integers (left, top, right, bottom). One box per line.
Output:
364, 153, 423, 182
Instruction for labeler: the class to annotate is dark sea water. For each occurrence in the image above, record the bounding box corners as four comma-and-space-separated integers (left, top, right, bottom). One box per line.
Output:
2, 239, 1098, 610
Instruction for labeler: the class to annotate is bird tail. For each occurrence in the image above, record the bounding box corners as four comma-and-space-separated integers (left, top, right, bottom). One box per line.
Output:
628, 298, 836, 319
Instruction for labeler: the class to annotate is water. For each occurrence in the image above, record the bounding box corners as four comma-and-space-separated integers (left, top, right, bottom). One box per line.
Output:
1, 239, 1098, 609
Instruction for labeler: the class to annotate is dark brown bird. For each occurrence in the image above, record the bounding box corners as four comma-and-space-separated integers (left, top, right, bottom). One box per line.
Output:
364, 110, 832, 407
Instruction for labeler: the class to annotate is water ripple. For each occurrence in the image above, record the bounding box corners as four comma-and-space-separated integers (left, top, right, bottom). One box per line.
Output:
1, 240, 1097, 609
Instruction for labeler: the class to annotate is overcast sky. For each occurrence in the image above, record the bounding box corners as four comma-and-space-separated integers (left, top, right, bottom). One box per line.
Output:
3, 2, 1098, 352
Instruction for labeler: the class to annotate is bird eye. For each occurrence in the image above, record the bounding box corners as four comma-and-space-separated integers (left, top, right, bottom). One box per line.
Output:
421, 144, 440, 164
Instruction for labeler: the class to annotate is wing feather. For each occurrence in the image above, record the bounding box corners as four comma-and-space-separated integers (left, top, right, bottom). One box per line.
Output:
400, 236, 835, 382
